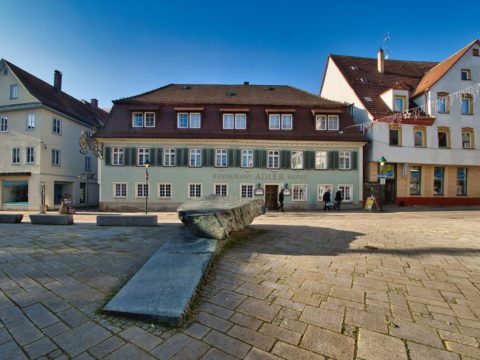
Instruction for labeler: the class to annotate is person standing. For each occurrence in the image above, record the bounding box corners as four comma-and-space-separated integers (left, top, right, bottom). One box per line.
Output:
323, 189, 331, 211
278, 189, 284, 212
334, 190, 342, 210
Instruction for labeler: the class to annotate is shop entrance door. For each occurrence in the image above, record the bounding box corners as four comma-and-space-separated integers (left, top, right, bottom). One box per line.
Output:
265, 185, 279, 210
384, 179, 396, 204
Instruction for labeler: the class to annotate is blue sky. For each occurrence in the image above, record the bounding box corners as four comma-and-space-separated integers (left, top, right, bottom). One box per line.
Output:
3, 0, 480, 109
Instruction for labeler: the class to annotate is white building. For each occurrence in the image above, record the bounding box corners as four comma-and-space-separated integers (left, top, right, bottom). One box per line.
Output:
0, 59, 108, 211
321, 40, 480, 206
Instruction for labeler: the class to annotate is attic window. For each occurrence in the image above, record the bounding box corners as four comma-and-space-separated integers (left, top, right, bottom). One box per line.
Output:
182, 86, 191, 90
364, 96, 373, 102
226, 92, 237, 97
473, 48, 479, 57
3, 68, 7, 76
350, 66, 358, 71
265, 87, 275, 91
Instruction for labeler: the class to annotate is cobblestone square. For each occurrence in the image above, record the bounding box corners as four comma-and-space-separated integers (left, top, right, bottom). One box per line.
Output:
0, 209, 479, 359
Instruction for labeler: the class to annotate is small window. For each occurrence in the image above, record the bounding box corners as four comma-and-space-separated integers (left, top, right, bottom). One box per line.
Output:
132, 112, 144, 127
112, 147, 125, 166
457, 168, 467, 196
327, 115, 339, 130
462, 128, 474, 149
473, 48, 479, 56
338, 151, 351, 170
189, 148, 202, 167
137, 148, 150, 166
267, 150, 280, 169
338, 185, 353, 202
10, 84, 18, 99
52, 118, 62, 134
292, 184, 307, 201
158, 183, 172, 198
190, 113, 201, 128
51, 149, 61, 166
136, 183, 149, 198
26, 113, 36, 130
461, 94, 473, 115
235, 114, 247, 129
437, 128, 450, 148
113, 183, 127, 198
144, 112, 156, 127
389, 126, 401, 146
215, 149, 228, 167
291, 151, 304, 169
85, 156, 92, 171
223, 114, 234, 129
214, 184, 228, 197
437, 92, 450, 113
240, 184, 254, 198
12, 148, 20, 164
188, 184, 202, 198
409, 166, 421, 195
461, 69, 471, 80
315, 151, 328, 169
317, 184, 333, 202
178, 113, 189, 128
269, 114, 281, 130
0, 117, 7, 132
394, 96, 406, 112
26, 147, 35, 164
414, 128, 426, 147
281, 114, 293, 130
241, 149, 254, 168
163, 148, 176, 166
315, 115, 327, 130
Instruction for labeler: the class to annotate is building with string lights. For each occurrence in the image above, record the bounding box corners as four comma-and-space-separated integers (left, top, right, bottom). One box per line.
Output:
321, 39, 480, 206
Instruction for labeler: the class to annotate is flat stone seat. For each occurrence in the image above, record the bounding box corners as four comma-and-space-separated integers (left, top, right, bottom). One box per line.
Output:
104, 232, 219, 326
0, 214, 23, 223
97, 215, 157, 226
29, 214, 74, 225
177, 197, 265, 239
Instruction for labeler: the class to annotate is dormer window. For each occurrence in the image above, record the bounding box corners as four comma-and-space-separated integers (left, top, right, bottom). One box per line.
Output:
461, 69, 471, 81
132, 112, 156, 127
394, 96, 406, 112
178, 113, 201, 129
269, 114, 292, 130
223, 113, 246, 129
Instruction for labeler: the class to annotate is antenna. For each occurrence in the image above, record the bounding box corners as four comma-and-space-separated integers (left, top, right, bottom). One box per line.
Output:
382, 32, 392, 59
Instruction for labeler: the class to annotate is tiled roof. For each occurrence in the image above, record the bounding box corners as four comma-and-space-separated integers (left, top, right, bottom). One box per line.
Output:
413, 39, 480, 97
329, 55, 437, 118
116, 84, 346, 107
3, 59, 108, 128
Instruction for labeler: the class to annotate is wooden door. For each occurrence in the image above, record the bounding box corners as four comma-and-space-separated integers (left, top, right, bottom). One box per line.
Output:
265, 185, 278, 210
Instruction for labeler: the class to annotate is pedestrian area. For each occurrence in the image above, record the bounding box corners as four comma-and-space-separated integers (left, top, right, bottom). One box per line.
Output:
0, 210, 479, 359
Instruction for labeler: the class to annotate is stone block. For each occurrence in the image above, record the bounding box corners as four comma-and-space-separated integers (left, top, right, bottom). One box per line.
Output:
29, 214, 74, 225
96, 215, 157, 226
0, 214, 23, 223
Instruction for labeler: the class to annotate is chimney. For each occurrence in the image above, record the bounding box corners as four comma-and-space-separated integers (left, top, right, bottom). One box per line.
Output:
377, 48, 384, 73
90, 98, 98, 108
243, 81, 249, 86
54, 70, 62, 92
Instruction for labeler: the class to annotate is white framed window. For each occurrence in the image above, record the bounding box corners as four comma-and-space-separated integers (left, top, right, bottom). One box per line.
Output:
158, 183, 172, 199
394, 96, 406, 112
1, 117, 8, 132
190, 113, 201, 128
223, 114, 234, 129
137, 148, 150, 166
26, 147, 35, 164
177, 113, 189, 128
338, 184, 353, 202
339, 151, 351, 170
292, 184, 307, 201
223, 113, 247, 129
113, 183, 127, 198
189, 148, 202, 167
267, 150, 280, 169
51, 149, 61, 166
327, 115, 339, 130
315, 151, 328, 169
188, 183, 202, 198
316, 115, 327, 130
214, 184, 228, 197
52, 118, 62, 134
12, 148, 20, 164
240, 184, 254, 198
281, 114, 293, 130
269, 114, 281, 130
132, 112, 144, 127
145, 112, 156, 127
215, 149, 228, 167
235, 114, 247, 129
85, 156, 92, 171
241, 149, 254, 168
10, 84, 18, 99
136, 183, 149, 198
112, 147, 125, 166
317, 184, 333, 201
177, 112, 201, 128
291, 151, 303, 169
26, 113, 36, 130
461, 69, 471, 80
163, 148, 176, 166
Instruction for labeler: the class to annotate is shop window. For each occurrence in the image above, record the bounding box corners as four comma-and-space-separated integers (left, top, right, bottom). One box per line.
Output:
317, 184, 333, 202
2, 180, 28, 204
292, 184, 307, 201
338, 185, 353, 202
409, 166, 421, 195
433, 167, 444, 196
457, 168, 467, 196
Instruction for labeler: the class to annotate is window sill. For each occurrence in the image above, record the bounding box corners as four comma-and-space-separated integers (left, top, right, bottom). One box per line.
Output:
461, 113, 474, 116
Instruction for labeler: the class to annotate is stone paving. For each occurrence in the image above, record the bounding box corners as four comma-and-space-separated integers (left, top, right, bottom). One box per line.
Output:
0, 209, 480, 359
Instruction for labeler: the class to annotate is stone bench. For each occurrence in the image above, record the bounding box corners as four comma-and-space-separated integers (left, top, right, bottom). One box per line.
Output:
97, 215, 158, 226
0, 214, 24, 223
29, 214, 74, 225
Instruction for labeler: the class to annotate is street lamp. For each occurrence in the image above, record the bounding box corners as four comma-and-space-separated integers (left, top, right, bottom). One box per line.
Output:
144, 159, 150, 214
378, 156, 386, 211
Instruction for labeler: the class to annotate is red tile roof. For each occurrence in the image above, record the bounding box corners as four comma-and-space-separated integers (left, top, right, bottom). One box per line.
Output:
3, 59, 108, 128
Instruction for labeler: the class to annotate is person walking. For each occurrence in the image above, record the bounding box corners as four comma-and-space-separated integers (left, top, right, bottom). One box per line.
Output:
334, 190, 342, 210
278, 189, 285, 212
323, 188, 332, 211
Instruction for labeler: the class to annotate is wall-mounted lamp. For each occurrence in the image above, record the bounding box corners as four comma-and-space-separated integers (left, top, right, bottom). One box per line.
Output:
254, 183, 264, 196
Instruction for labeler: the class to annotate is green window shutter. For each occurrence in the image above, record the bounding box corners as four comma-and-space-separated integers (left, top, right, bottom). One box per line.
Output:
104, 147, 111, 165
305, 151, 314, 169
124, 147, 130, 166
203, 149, 209, 167
254, 150, 260, 168
130, 148, 137, 166
228, 149, 234, 167
328, 151, 336, 169
260, 150, 266, 168
333, 151, 339, 169
157, 148, 163, 166
235, 149, 241, 167
282, 151, 291, 169
182, 148, 189, 166
208, 149, 214, 167
149, 148, 156, 166
351, 151, 358, 170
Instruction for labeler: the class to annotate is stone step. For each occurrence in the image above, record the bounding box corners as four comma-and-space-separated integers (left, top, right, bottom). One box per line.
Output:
97, 215, 158, 226
29, 214, 74, 225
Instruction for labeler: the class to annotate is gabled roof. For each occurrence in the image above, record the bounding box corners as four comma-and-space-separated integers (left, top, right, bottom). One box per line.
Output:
2, 59, 108, 128
328, 55, 437, 119
115, 83, 346, 107
412, 39, 480, 97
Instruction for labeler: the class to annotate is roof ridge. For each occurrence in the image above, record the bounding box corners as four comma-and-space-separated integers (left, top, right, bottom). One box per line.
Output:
330, 54, 438, 65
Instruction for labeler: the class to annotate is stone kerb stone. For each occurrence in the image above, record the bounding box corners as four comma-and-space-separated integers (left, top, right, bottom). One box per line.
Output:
0, 214, 23, 223
29, 214, 74, 225
96, 215, 158, 226
177, 197, 265, 239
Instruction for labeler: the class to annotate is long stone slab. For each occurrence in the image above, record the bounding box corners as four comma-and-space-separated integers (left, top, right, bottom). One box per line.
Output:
103, 232, 220, 326
0, 214, 23, 223
97, 215, 157, 226
177, 198, 265, 239
29, 214, 74, 225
